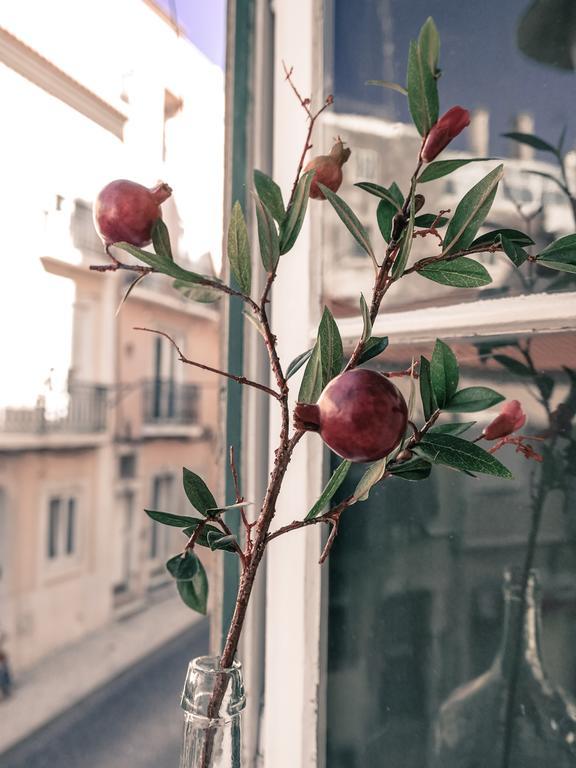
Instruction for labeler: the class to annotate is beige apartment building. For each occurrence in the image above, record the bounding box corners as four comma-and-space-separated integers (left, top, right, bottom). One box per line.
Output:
0, 2, 224, 672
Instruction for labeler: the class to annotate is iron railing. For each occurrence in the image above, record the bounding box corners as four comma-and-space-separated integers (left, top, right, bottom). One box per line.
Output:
0, 384, 107, 434
142, 380, 200, 425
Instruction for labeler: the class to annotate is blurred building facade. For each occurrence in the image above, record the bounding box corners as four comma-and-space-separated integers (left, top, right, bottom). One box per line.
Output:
0, 1, 224, 671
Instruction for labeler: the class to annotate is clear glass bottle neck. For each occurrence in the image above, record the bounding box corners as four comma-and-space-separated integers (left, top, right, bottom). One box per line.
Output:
496, 568, 544, 677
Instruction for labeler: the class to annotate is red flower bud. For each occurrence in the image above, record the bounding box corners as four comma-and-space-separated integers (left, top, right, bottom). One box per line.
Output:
482, 400, 526, 441
422, 107, 471, 163
304, 138, 351, 200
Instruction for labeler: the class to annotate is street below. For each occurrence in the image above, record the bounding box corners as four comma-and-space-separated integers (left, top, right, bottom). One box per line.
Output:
1, 618, 209, 768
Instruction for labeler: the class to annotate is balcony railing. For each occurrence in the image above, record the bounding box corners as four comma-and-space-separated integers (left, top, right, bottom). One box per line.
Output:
0, 384, 108, 435
142, 380, 200, 426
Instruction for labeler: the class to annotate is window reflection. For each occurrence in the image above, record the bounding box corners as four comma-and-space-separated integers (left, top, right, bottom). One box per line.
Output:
327, 332, 576, 766
320, 0, 576, 315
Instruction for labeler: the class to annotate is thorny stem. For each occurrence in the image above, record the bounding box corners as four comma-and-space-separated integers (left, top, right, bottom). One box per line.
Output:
133, 327, 281, 401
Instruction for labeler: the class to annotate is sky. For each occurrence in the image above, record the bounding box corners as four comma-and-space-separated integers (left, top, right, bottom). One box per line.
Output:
154, 0, 227, 69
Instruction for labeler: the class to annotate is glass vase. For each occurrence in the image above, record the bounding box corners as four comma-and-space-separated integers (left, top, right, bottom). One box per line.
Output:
179, 656, 245, 768
432, 568, 576, 767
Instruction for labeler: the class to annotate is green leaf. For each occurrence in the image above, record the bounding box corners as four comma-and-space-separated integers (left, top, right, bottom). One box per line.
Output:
406, 39, 439, 136
181, 522, 238, 552
205, 501, 253, 514
279, 170, 314, 254
418, 17, 440, 75
429, 421, 476, 436
499, 236, 528, 268
442, 165, 504, 256
116, 243, 210, 284
418, 158, 495, 183
183, 468, 218, 517
360, 294, 372, 342
365, 80, 408, 95
173, 279, 222, 303
318, 307, 343, 385
431, 339, 459, 408
298, 343, 322, 404
389, 182, 405, 206
377, 199, 396, 242
536, 258, 576, 275
493, 354, 533, 377
318, 184, 377, 269
419, 355, 437, 420
418, 257, 492, 288
145, 509, 198, 528
537, 234, 576, 274
471, 229, 534, 248
227, 201, 251, 294
152, 219, 173, 261
445, 387, 505, 412
253, 194, 280, 272
354, 182, 403, 211
502, 132, 559, 156
305, 460, 352, 520
414, 214, 448, 228
388, 457, 432, 481
176, 558, 208, 614
353, 458, 387, 502
206, 531, 238, 552
286, 348, 314, 380
521, 169, 568, 196
357, 336, 389, 365
415, 433, 513, 478
392, 194, 415, 278
166, 551, 199, 581
254, 170, 285, 224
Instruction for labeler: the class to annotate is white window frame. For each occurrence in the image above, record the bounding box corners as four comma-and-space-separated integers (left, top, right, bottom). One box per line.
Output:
260, 1, 576, 766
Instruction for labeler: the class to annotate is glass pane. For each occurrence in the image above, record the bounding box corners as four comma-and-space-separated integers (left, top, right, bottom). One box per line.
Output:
326, 330, 576, 766
47, 497, 60, 559
319, 0, 576, 317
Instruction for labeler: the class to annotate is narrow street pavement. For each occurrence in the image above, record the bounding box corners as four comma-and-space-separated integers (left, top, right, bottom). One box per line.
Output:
1, 618, 209, 768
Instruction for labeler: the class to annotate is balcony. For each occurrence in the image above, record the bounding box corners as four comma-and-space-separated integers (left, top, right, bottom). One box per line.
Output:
0, 384, 108, 450
141, 380, 203, 439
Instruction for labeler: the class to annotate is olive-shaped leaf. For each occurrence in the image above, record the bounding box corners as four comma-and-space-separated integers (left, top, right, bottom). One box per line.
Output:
227, 201, 251, 294
357, 336, 389, 365
152, 218, 173, 261
360, 294, 372, 342
286, 348, 314, 380
279, 170, 314, 254
355, 182, 403, 211
442, 165, 503, 256
392, 195, 415, 278
298, 343, 322, 404
471, 229, 534, 248
183, 468, 218, 517
319, 184, 378, 270
415, 434, 512, 478
418, 257, 492, 288
388, 457, 432, 481
418, 158, 495, 183
305, 460, 352, 520
254, 170, 285, 224
428, 421, 476, 436
116, 243, 211, 284
353, 458, 387, 502
173, 279, 222, 303
444, 387, 504, 412
502, 132, 559, 156
145, 509, 198, 527
365, 80, 408, 96
418, 17, 440, 75
419, 355, 437, 420
431, 339, 459, 408
406, 38, 439, 136
253, 194, 280, 272
166, 550, 199, 581
176, 558, 209, 614
318, 307, 343, 386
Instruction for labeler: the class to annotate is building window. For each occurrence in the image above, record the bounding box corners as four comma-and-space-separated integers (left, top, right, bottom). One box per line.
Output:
47, 495, 77, 560
149, 474, 174, 560
119, 453, 137, 479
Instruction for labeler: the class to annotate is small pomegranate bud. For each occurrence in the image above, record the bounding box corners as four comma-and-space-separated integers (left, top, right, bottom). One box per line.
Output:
304, 138, 351, 200
482, 400, 526, 441
294, 369, 408, 462
93, 179, 172, 247
421, 107, 471, 163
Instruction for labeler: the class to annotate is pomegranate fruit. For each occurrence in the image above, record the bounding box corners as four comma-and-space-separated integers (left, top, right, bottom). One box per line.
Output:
304, 138, 351, 200
294, 369, 408, 462
93, 179, 172, 247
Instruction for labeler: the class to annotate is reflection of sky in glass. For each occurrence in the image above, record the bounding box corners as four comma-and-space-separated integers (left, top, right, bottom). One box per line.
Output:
331, 0, 576, 157
153, 0, 227, 69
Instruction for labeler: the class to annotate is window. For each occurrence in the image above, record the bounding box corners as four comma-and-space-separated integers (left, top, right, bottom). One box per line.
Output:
47, 495, 77, 560
118, 452, 136, 479
149, 473, 174, 561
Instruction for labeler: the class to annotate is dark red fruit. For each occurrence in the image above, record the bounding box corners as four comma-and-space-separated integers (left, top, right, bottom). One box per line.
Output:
293, 369, 408, 462
93, 179, 172, 247
304, 138, 351, 200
